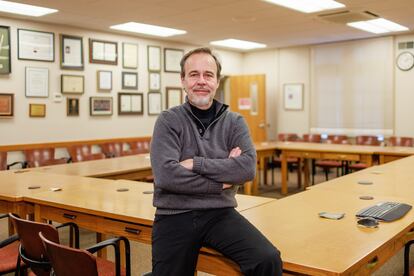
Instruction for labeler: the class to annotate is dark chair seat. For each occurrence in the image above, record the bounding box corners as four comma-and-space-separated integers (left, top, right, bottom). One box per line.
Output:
0, 240, 22, 274
96, 257, 127, 276
315, 160, 342, 168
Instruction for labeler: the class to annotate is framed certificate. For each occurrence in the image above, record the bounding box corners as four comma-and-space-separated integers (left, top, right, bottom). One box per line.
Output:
61, 75, 84, 94
147, 45, 161, 72
166, 87, 183, 109
29, 103, 46, 117
0, 26, 11, 74
25, 67, 49, 98
148, 92, 162, 115
60, 34, 84, 70
122, 72, 138, 90
118, 92, 143, 115
0, 93, 13, 117
90, 96, 113, 116
67, 98, 79, 116
97, 70, 112, 91
283, 83, 303, 110
149, 72, 161, 91
18, 29, 54, 62
89, 39, 117, 65
122, 42, 138, 69
164, 48, 184, 73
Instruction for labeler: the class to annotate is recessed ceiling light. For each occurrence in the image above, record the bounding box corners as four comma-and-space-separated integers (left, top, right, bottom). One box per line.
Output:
0, 0, 57, 17
110, 22, 186, 37
347, 18, 409, 34
263, 0, 345, 13
210, 39, 266, 50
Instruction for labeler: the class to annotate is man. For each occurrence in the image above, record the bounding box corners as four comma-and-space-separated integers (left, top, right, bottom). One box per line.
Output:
150, 47, 282, 276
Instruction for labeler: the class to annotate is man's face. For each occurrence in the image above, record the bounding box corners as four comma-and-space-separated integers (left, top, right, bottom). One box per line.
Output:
181, 53, 219, 110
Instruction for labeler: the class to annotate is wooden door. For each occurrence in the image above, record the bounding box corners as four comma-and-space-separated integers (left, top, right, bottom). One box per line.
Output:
229, 74, 267, 143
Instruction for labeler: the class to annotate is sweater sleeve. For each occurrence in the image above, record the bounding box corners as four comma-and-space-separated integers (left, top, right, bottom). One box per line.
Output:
192, 115, 256, 184
150, 112, 223, 195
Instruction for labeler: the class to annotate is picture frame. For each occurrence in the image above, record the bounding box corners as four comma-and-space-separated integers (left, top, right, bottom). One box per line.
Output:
97, 70, 112, 91
122, 72, 138, 90
148, 92, 162, 115
90, 96, 113, 116
0, 93, 13, 117
164, 48, 184, 73
25, 67, 49, 98
60, 34, 84, 70
18, 29, 54, 62
148, 72, 161, 91
0, 26, 11, 74
166, 87, 183, 109
118, 92, 143, 115
89, 38, 117, 65
66, 98, 79, 116
283, 83, 303, 110
61, 74, 84, 94
29, 103, 46, 117
122, 42, 138, 69
147, 45, 161, 72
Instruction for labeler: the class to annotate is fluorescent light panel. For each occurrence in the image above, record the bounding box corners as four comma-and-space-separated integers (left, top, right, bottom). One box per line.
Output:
110, 22, 186, 37
263, 0, 345, 13
347, 18, 409, 34
0, 0, 57, 17
210, 39, 266, 50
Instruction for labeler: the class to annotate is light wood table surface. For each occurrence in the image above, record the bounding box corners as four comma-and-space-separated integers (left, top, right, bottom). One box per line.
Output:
375, 146, 414, 164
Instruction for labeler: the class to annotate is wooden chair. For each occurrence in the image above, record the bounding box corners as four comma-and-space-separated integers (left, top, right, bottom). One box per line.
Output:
39, 232, 131, 276
24, 148, 68, 168
100, 142, 124, 158
0, 151, 25, 170
349, 135, 380, 171
388, 136, 414, 147
127, 139, 151, 154
302, 134, 321, 143
67, 145, 106, 162
326, 135, 349, 145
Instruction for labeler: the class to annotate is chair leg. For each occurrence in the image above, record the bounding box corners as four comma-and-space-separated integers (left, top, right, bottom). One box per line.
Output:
311, 160, 315, 185
404, 240, 414, 276
324, 168, 329, 181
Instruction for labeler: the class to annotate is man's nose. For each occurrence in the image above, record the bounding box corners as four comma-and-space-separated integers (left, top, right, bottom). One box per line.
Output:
196, 75, 207, 84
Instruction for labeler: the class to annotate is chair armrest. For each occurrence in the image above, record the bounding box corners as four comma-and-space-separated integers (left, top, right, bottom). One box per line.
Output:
0, 213, 8, 220
0, 234, 18, 248
86, 236, 131, 276
7, 161, 26, 170
56, 222, 80, 249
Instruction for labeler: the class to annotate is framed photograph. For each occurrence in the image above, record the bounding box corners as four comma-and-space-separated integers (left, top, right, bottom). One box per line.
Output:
66, 98, 79, 116
284, 83, 303, 110
97, 70, 112, 91
29, 103, 46, 117
122, 42, 138, 69
164, 48, 184, 73
89, 39, 117, 65
147, 45, 161, 72
25, 67, 49, 98
149, 72, 161, 92
118, 92, 143, 115
0, 93, 13, 117
122, 72, 138, 90
90, 96, 113, 116
61, 74, 84, 94
18, 29, 54, 62
0, 26, 11, 74
166, 87, 183, 109
148, 92, 162, 115
60, 34, 83, 70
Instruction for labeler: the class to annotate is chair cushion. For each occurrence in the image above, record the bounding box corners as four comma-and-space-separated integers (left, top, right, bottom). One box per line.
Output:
349, 163, 368, 170
315, 160, 342, 168
96, 257, 126, 276
0, 241, 24, 273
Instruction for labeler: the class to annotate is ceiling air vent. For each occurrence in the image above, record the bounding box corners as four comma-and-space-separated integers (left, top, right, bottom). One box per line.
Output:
317, 10, 378, 24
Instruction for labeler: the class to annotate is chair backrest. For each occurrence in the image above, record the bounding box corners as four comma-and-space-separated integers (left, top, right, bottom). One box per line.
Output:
68, 145, 92, 162
355, 135, 380, 146
277, 133, 299, 142
24, 148, 55, 168
101, 142, 123, 158
388, 136, 414, 147
0, 151, 6, 171
128, 139, 151, 154
39, 232, 99, 276
9, 213, 59, 276
326, 135, 349, 145
302, 134, 321, 143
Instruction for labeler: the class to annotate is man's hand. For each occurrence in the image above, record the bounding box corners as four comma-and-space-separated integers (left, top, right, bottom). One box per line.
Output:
180, 159, 193, 170
223, 147, 242, 189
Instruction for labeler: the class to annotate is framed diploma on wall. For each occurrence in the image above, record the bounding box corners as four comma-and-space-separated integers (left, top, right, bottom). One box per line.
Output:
60, 34, 84, 70
18, 29, 54, 62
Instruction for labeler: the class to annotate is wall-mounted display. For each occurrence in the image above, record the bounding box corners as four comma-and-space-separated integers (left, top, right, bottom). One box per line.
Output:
60, 34, 84, 70
67, 98, 79, 116
164, 48, 184, 73
148, 92, 162, 115
29, 103, 46, 117
0, 93, 13, 117
122, 72, 138, 90
89, 39, 117, 65
118, 92, 143, 115
149, 72, 161, 92
0, 26, 11, 74
122, 42, 138, 69
166, 87, 183, 109
97, 70, 112, 91
25, 67, 49, 98
18, 29, 54, 62
283, 83, 303, 110
90, 96, 113, 116
147, 45, 161, 72
61, 75, 84, 94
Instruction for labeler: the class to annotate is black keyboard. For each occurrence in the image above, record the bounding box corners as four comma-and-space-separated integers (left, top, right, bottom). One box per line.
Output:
356, 202, 412, 222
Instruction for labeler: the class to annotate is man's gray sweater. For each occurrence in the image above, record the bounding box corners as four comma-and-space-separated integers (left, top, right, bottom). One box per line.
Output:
150, 100, 256, 214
